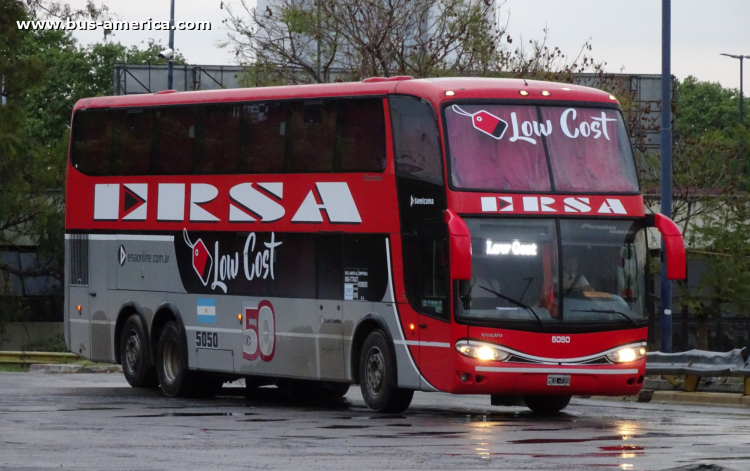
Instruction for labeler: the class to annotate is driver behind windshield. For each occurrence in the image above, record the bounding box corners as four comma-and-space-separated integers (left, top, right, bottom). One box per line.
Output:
562, 256, 594, 293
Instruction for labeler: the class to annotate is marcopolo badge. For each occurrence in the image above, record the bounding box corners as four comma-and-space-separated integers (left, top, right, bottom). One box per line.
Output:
452, 105, 508, 140
183, 229, 212, 286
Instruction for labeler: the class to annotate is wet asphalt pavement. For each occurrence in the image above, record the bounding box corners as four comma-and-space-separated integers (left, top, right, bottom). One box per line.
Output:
0, 373, 748, 471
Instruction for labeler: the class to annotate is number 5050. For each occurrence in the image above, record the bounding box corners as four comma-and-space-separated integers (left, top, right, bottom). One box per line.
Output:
196, 331, 218, 348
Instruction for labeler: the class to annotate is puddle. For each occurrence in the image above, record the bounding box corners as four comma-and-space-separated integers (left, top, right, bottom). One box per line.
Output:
397, 431, 467, 437
320, 425, 372, 429
122, 412, 258, 418
510, 435, 626, 444
599, 445, 644, 451
53, 407, 126, 412
240, 418, 288, 422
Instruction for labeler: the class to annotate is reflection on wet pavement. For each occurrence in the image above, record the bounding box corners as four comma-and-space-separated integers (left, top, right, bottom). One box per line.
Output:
0, 373, 748, 470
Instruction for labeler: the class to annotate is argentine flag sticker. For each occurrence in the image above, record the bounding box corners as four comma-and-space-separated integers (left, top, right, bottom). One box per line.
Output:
197, 298, 216, 324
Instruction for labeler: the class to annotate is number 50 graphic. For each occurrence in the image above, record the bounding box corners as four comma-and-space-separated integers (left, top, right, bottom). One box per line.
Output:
243, 300, 276, 362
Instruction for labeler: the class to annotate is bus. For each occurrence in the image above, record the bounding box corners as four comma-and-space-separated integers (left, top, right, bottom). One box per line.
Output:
65, 77, 685, 413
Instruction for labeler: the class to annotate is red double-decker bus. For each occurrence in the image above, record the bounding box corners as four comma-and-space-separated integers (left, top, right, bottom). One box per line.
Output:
65, 77, 685, 413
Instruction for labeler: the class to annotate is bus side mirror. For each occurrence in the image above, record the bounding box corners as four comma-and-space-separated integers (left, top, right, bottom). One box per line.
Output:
646, 213, 686, 280
445, 209, 471, 281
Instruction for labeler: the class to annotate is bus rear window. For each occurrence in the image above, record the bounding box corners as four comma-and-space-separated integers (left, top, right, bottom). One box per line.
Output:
71, 110, 113, 176
444, 104, 638, 193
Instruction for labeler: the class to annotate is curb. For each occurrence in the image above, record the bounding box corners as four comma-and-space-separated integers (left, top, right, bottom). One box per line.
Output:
651, 390, 750, 407
590, 391, 749, 407
29, 364, 122, 374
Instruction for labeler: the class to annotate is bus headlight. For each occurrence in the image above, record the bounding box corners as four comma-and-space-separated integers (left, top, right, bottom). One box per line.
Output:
455, 341, 510, 362
606, 346, 646, 363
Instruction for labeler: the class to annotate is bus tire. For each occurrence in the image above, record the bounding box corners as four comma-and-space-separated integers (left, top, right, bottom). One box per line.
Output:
156, 320, 193, 398
359, 330, 414, 413
120, 314, 158, 388
523, 395, 572, 414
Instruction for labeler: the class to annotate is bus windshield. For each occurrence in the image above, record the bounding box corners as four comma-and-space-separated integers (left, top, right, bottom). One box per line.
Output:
444, 104, 638, 193
457, 218, 647, 326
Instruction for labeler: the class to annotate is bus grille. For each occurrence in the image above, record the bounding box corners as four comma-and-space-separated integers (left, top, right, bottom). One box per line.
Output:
69, 234, 89, 285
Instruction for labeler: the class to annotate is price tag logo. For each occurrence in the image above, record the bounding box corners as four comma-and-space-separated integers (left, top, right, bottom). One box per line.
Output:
183, 229, 212, 286
452, 105, 508, 139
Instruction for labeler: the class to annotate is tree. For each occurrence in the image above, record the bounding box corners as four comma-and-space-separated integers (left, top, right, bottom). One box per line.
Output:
0, 0, 185, 331
224, 0, 604, 85
0, 0, 63, 330
660, 77, 750, 350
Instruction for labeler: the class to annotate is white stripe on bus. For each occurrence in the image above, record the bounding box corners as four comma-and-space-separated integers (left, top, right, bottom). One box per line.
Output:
395, 340, 450, 348
68, 319, 114, 325
185, 326, 242, 334
65, 234, 174, 242
384, 238, 438, 392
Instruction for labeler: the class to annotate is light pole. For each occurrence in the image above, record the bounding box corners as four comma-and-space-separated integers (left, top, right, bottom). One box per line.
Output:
720, 53, 749, 123
168, 0, 175, 90
660, 0, 673, 352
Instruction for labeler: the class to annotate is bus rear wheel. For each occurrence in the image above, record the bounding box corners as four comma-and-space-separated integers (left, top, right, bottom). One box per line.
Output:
523, 395, 572, 414
156, 321, 194, 398
120, 315, 158, 388
359, 330, 413, 413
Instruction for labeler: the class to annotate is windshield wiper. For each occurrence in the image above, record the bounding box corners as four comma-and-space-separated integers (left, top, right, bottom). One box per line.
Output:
478, 285, 544, 326
571, 309, 639, 326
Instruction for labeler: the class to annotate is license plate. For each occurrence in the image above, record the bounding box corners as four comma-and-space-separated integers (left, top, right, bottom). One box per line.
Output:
547, 374, 571, 387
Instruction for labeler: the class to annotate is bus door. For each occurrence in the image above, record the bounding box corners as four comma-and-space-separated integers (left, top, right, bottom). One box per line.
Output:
317, 234, 345, 381
67, 234, 91, 357
404, 229, 453, 391
87, 236, 112, 362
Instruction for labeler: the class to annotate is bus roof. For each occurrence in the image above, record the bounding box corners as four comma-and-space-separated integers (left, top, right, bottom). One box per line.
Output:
73, 77, 617, 112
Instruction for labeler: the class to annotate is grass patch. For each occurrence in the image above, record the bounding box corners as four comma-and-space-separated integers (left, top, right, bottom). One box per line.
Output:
0, 364, 30, 373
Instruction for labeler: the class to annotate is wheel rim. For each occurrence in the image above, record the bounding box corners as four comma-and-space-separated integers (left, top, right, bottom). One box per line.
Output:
124, 331, 140, 375
365, 346, 385, 396
163, 337, 180, 384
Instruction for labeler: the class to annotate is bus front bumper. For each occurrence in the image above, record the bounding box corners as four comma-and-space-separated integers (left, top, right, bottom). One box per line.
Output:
450, 359, 646, 396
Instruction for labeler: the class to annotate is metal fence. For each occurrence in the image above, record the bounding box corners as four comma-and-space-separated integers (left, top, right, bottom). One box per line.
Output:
113, 64, 246, 95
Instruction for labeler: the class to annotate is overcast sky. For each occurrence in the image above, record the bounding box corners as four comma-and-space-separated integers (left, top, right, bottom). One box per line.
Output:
67, 0, 749, 89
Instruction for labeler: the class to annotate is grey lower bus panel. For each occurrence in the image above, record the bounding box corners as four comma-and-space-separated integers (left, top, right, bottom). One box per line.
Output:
67, 236, 430, 391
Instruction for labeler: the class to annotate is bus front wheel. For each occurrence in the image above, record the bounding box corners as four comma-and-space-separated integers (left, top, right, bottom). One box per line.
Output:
359, 330, 413, 413
523, 395, 572, 414
156, 321, 193, 397
120, 314, 158, 388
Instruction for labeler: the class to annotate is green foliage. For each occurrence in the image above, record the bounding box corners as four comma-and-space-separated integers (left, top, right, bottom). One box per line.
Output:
675, 76, 750, 137
21, 331, 67, 352
663, 77, 750, 347
0, 0, 186, 329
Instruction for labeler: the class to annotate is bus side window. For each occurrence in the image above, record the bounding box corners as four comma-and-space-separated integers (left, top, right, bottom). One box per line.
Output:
197, 104, 241, 174
389, 96, 443, 185
343, 235, 388, 302
71, 110, 113, 176
317, 234, 343, 300
269, 233, 316, 299
337, 99, 386, 172
112, 109, 154, 176
287, 100, 337, 173
153, 107, 197, 175
242, 102, 286, 174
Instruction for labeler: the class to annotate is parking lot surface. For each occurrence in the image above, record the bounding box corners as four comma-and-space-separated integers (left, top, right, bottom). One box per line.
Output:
0, 372, 748, 470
